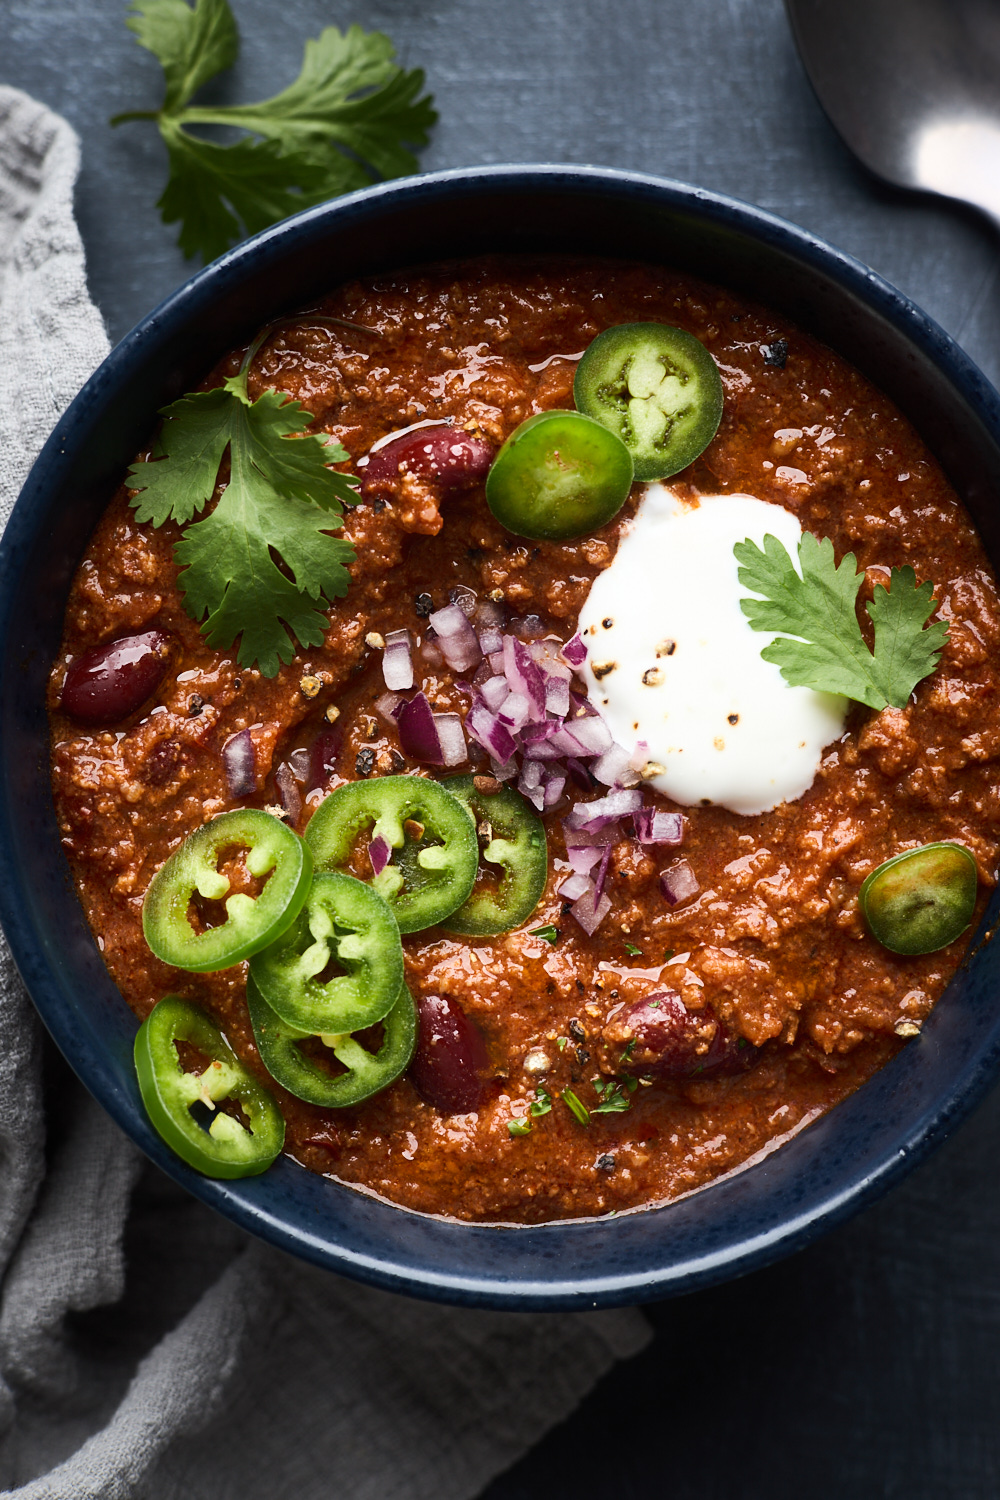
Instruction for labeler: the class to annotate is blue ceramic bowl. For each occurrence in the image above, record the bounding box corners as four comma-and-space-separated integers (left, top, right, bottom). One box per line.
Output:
3, 165, 1000, 1309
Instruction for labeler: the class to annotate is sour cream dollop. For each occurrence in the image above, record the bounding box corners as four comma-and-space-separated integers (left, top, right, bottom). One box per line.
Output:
577, 485, 848, 815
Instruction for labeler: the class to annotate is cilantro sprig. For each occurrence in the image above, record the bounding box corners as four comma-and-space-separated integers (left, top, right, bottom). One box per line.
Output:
128, 336, 359, 676
113, 0, 436, 261
735, 531, 949, 710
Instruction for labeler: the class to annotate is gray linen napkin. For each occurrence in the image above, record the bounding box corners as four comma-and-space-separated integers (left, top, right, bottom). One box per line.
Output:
0, 85, 650, 1499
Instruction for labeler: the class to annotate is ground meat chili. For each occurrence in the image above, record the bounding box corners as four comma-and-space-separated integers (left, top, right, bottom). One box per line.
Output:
48, 258, 1000, 1223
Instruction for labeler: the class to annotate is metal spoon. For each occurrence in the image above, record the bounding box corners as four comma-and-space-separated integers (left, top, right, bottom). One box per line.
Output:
785, 0, 1000, 230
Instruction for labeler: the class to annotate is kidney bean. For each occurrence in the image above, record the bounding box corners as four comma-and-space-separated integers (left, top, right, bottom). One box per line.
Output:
410, 992, 491, 1114
60, 630, 172, 725
602, 991, 758, 1079
360, 425, 495, 497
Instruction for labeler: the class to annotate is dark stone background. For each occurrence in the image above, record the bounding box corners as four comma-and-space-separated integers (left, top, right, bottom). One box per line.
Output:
4, 1, 1000, 1493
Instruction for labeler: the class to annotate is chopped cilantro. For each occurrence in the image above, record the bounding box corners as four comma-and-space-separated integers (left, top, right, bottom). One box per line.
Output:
530, 925, 560, 944
114, 0, 436, 261
624, 942, 643, 956
592, 1075, 636, 1114
561, 1088, 590, 1126
556, 1036, 569, 1052
509, 1087, 552, 1138
620, 1038, 636, 1065
127, 347, 359, 676
735, 531, 948, 710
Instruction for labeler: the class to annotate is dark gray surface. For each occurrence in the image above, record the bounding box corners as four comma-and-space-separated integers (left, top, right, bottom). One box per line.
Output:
3, 0, 1000, 1494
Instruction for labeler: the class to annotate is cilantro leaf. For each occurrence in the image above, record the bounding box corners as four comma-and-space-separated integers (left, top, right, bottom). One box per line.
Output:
530, 925, 560, 944
592, 1076, 636, 1114
157, 122, 339, 262
867, 564, 950, 706
201, 26, 436, 181
127, 369, 359, 677
735, 531, 948, 710
126, 0, 237, 114
114, 0, 436, 261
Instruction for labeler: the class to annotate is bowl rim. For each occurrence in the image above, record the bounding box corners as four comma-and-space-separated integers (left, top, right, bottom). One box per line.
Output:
5, 161, 1000, 1309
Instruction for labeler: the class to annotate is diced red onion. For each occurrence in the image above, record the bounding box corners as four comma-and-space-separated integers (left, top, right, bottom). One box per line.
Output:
564, 789, 644, 832
434, 712, 467, 767
274, 762, 301, 823
563, 821, 623, 850
571, 885, 612, 936
420, 637, 445, 669
592, 743, 640, 789
660, 859, 700, 906
562, 821, 623, 875
528, 639, 567, 672
488, 650, 505, 674
497, 691, 531, 732
544, 726, 594, 757
557, 871, 593, 901
565, 843, 602, 876
593, 845, 613, 902
491, 758, 518, 781
222, 728, 255, 799
288, 747, 311, 782
562, 634, 587, 667
565, 756, 595, 791
542, 772, 566, 808
558, 715, 613, 756
502, 636, 547, 721
466, 702, 517, 764
382, 628, 414, 691
474, 600, 505, 656
397, 692, 444, 765
518, 760, 543, 792
478, 675, 510, 713
523, 741, 563, 763
368, 835, 391, 877
569, 688, 598, 717
544, 675, 571, 718
375, 690, 403, 724
518, 760, 545, 809
629, 739, 650, 773
520, 719, 560, 746
428, 604, 482, 673
634, 808, 686, 846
